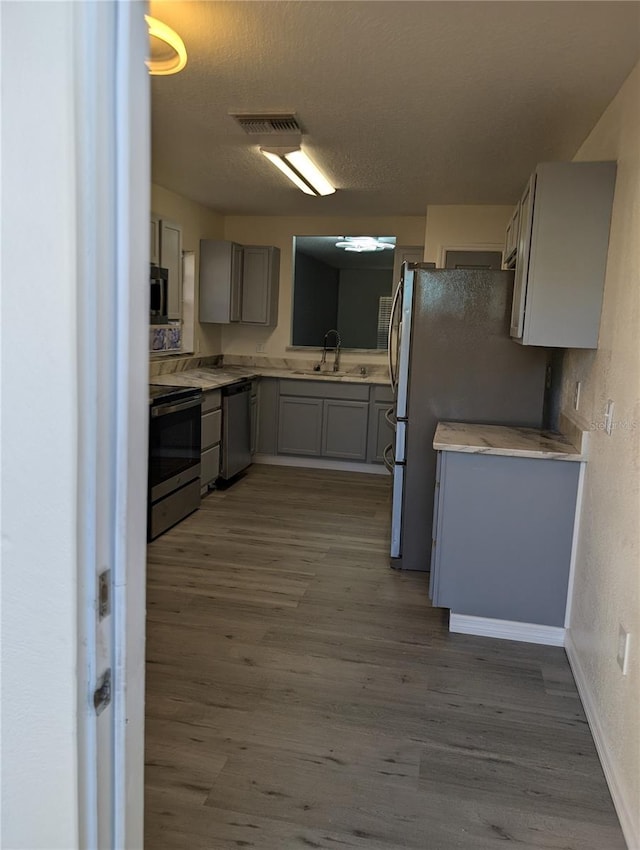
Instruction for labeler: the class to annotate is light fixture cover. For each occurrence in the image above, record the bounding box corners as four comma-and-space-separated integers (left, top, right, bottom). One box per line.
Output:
145, 15, 187, 76
260, 146, 335, 196
335, 237, 394, 252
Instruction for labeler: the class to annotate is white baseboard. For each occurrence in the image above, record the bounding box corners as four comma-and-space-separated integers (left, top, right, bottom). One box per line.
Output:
253, 453, 389, 476
565, 632, 639, 850
449, 613, 565, 646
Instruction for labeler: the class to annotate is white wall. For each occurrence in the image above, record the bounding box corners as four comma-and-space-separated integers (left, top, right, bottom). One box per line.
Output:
424, 204, 512, 265
1, 4, 80, 847
561, 62, 640, 849
222, 216, 425, 363
151, 183, 224, 356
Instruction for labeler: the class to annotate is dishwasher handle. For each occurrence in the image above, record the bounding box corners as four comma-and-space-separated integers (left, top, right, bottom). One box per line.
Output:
222, 380, 251, 397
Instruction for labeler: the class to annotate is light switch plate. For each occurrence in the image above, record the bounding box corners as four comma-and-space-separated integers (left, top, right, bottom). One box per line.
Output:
617, 624, 630, 675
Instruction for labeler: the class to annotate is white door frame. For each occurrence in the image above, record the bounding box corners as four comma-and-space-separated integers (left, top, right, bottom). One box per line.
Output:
75, 2, 149, 847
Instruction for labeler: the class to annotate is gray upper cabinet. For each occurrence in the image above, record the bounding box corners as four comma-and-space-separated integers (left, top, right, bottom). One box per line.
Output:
150, 215, 183, 321
199, 241, 280, 326
241, 245, 280, 326
508, 161, 616, 349
322, 400, 369, 460
503, 205, 520, 269
199, 240, 243, 323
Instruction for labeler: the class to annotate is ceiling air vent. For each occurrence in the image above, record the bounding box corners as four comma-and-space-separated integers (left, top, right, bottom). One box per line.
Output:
230, 112, 302, 136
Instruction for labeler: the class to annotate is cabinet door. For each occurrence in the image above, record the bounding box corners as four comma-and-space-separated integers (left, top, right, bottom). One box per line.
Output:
241, 246, 270, 324
510, 175, 535, 339
250, 396, 257, 455
241, 246, 280, 326
367, 402, 394, 463
322, 400, 369, 460
201, 444, 220, 488
160, 219, 183, 321
230, 242, 243, 322
257, 378, 278, 454
428, 452, 443, 600
278, 397, 323, 456
150, 215, 160, 266
503, 205, 519, 268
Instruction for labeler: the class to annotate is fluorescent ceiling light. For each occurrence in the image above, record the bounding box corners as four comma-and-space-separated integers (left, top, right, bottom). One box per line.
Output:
145, 15, 187, 76
260, 147, 335, 196
335, 237, 395, 253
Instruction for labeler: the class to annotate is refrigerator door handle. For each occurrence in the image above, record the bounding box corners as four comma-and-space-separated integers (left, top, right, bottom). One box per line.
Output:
390, 464, 404, 558
382, 443, 394, 473
384, 406, 396, 428
387, 278, 403, 391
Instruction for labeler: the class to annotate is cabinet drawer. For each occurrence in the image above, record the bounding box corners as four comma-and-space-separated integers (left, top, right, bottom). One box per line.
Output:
372, 384, 394, 403
279, 379, 370, 401
202, 389, 221, 413
201, 444, 220, 486
202, 408, 222, 449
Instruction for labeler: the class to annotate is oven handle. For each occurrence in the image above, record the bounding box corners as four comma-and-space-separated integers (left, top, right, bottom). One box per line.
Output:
151, 397, 202, 417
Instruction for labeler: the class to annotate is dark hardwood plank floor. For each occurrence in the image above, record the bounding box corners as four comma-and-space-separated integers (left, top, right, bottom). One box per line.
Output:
145, 465, 624, 850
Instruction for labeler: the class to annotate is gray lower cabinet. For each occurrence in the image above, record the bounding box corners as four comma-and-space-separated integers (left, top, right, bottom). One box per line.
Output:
278, 397, 323, 455
250, 380, 259, 455
257, 378, 278, 454
429, 450, 581, 627
368, 402, 394, 463
263, 378, 393, 466
200, 389, 222, 492
322, 400, 369, 460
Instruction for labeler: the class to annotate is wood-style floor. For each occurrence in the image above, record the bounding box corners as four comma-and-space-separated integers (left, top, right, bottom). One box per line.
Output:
145, 465, 624, 850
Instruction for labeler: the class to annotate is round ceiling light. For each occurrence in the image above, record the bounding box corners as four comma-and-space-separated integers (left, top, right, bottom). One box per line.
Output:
145, 15, 187, 76
335, 237, 395, 253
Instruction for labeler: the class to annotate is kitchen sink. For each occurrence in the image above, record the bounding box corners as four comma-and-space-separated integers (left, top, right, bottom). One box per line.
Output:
292, 369, 351, 377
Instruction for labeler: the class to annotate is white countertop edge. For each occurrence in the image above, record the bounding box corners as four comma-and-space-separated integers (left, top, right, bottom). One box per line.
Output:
433, 421, 586, 462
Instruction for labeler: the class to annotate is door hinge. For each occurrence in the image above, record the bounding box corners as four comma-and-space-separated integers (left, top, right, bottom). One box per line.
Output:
93, 668, 112, 715
98, 569, 111, 620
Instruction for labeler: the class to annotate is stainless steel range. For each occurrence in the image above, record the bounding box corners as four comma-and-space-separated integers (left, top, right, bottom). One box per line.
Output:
148, 385, 202, 540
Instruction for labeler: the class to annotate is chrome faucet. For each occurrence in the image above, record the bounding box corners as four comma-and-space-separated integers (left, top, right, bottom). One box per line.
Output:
319, 329, 342, 372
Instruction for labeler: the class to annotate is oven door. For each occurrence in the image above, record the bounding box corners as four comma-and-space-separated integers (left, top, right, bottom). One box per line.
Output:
149, 396, 202, 503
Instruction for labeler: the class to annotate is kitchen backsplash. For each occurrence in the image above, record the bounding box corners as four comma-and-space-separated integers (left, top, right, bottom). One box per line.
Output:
150, 325, 182, 353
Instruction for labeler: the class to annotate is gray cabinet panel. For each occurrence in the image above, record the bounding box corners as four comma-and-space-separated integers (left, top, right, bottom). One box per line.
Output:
367, 401, 394, 463
372, 384, 394, 404
199, 240, 243, 324
322, 400, 369, 460
279, 379, 370, 401
257, 378, 278, 454
431, 451, 580, 627
202, 408, 222, 450
250, 396, 257, 455
510, 161, 616, 348
241, 245, 280, 326
201, 444, 220, 487
202, 389, 222, 413
278, 397, 323, 456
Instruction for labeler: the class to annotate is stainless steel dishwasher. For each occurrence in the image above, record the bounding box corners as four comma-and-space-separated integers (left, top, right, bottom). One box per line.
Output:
220, 380, 252, 480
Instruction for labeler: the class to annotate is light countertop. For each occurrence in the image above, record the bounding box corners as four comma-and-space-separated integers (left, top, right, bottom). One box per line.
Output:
150, 365, 391, 392
433, 421, 586, 461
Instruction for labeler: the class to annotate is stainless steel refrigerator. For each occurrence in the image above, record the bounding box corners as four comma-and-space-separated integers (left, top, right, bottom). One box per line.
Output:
387, 265, 549, 571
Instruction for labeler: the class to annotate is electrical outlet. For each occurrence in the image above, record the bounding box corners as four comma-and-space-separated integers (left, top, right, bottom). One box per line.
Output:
604, 399, 615, 435
617, 625, 630, 675
256, 343, 266, 353
573, 381, 581, 411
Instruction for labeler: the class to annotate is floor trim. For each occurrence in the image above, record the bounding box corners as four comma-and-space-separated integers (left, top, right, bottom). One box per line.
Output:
449, 613, 565, 646
253, 454, 389, 476
565, 631, 638, 850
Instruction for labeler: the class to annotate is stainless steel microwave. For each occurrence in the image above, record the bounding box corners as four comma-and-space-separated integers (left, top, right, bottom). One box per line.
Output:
150, 265, 169, 324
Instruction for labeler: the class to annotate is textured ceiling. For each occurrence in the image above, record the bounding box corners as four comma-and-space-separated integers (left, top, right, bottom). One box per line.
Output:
150, 1, 640, 216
